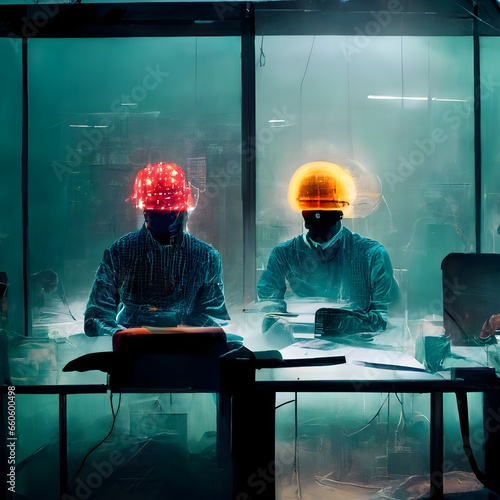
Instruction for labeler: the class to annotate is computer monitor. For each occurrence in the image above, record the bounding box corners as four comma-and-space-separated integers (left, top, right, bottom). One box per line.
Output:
442, 253, 500, 346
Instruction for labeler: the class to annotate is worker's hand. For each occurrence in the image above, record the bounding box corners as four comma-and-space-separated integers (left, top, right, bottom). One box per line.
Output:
315, 308, 367, 336
262, 317, 295, 350
480, 313, 500, 339
257, 300, 287, 314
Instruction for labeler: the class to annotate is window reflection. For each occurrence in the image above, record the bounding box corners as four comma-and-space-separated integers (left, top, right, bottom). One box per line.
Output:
27, 37, 242, 339
255, 35, 475, 321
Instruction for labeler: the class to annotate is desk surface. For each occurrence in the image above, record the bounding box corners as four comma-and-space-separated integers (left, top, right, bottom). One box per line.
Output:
256, 362, 443, 382
248, 340, 500, 392
262, 338, 433, 381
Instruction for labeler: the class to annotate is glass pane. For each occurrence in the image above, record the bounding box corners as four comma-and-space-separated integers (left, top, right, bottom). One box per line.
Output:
274, 391, 485, 499
66, 392, 223, 498
0, 37, 23, 380
10, 393, 60, 499
255, 34, 474, 324
27, 37, 242, 347
480, 37, 500, 253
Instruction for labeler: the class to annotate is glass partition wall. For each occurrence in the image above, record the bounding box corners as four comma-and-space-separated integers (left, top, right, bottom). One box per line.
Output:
0, 0, 498, 359
0, 0, 499, 367
2, 2, 500, 500
481, 37, 500, 254
27, 36, 243, 337
255, 34, 476, 321
1, 8, 246, 381
0, 38, 23, 385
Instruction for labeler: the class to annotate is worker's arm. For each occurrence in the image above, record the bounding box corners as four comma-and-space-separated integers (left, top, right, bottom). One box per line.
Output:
363, 245, 394, 331
186, 250, 231, 327
323, 246, 394, 335
256, 246, 288, 313
84, 248, 124, 336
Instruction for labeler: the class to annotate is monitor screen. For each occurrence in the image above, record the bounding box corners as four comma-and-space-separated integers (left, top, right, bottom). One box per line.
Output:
442, 253, 500, 346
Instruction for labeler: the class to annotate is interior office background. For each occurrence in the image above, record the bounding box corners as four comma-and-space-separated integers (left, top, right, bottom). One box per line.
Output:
2, 0, 500, 498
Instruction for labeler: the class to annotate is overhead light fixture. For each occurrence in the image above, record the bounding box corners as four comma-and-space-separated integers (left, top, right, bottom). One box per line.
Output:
69, 124, 110, 128
368, 95, 468, 102
431, 97, 468, 102
367, 95, 427, 101
268, 118, 293, 128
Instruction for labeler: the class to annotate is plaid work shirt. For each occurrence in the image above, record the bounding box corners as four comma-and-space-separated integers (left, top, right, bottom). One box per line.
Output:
84, 224, 230, 336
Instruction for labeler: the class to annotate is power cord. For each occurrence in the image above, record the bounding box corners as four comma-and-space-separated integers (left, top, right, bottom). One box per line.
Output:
70, 391, 122, 483
455, 391, 500, 495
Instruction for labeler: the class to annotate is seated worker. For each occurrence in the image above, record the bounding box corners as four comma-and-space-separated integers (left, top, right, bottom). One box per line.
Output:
257, 161, 396, 345
84, 162, 230, 336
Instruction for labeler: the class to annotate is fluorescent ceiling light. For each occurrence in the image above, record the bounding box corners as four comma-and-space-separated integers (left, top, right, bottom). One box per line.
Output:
367, 95, 428, 101
368, 95, 468, 102
268, 118, 293, 128
69, 124, 110, 128
431, 98, 469, 102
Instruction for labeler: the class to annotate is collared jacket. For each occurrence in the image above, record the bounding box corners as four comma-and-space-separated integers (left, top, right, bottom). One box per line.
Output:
84, 224, 230, 336
257, 227, 395, 332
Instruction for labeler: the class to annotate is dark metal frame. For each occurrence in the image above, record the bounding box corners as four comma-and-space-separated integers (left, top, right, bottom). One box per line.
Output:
1, 0, 499, 333
222, 362, 500, 500
3, 374, 500, 500
0, 384, 108, 499
1, 1, 256, 333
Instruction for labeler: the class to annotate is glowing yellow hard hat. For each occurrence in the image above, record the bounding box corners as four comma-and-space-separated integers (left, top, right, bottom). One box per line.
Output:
288, 160, 382, 218
288, 161, 356, 211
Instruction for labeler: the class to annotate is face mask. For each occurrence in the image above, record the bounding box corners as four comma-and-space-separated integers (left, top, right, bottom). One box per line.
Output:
168, 213, 185, 238
302, 210, 343, 228
145, 211, 186, 241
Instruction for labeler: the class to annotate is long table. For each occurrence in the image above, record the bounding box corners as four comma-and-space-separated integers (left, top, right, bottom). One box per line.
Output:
221, 357, 500, 500
3, 351, 500, 500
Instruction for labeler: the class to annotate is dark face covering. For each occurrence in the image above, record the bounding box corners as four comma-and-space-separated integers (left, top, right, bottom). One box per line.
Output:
302, 210, 343, 243
144, 210, 187, 244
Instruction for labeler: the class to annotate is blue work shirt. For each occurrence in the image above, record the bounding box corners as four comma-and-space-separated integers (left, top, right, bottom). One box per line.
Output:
257, 227, 395, 331
84, 224, 230, 336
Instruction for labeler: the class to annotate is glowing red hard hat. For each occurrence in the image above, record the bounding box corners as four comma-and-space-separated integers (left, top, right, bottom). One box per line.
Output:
130, 162, 195, 211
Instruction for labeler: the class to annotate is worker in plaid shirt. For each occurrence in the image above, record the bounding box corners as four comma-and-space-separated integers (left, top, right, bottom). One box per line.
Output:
84, 162, 230, 336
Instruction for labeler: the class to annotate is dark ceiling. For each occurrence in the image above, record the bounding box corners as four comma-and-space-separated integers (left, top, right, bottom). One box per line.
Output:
1, 0, 500, 38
